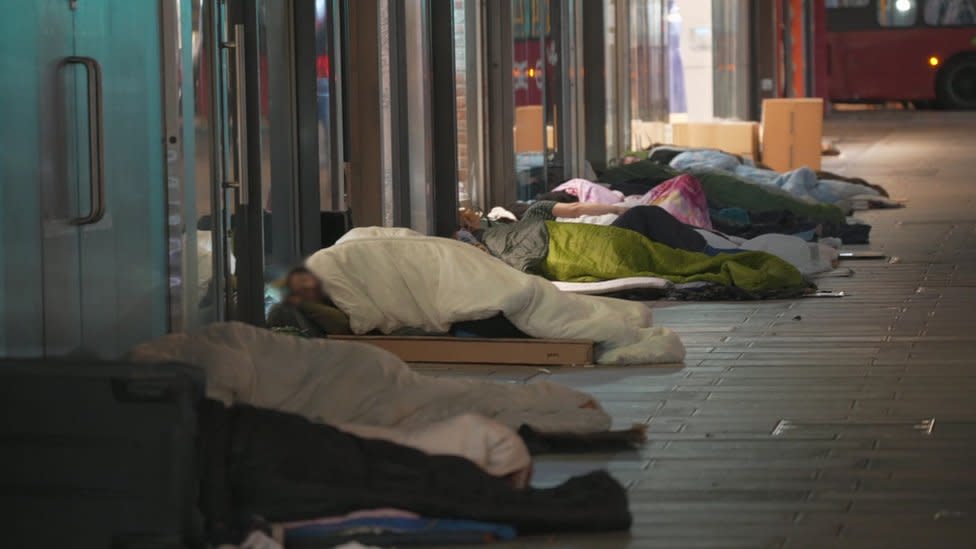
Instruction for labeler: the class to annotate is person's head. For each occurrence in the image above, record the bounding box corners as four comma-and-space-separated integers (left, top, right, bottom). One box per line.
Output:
458, 207, 482, 231
285, 266, 323, 304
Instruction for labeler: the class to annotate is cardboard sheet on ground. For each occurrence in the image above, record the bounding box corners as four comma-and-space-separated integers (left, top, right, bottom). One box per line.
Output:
330, 335, 594, 366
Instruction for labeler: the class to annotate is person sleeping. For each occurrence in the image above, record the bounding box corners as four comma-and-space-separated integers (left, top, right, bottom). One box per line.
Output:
271, 267, 529, 340
462, 201, 710, 261
456, 201, 806, 297
128, 322, 618, 489
268, 266, 353, 337
299, 227, 686, 365
496, 199, 840, 277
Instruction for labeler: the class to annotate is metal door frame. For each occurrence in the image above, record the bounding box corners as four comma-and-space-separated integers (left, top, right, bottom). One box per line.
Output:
484, 0, 516, 210
160, 0, 188, 332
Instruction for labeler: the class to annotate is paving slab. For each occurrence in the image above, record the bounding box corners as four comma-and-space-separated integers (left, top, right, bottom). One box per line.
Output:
429, 112, 976, 548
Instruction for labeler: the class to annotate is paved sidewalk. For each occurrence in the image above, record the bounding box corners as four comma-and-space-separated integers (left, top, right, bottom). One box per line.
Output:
420, 111, 976, 548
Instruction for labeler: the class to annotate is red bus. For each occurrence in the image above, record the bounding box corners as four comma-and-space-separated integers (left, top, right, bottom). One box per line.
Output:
825, 0, 976, 108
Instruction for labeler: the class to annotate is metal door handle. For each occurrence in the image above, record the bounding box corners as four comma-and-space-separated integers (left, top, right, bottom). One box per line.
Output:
226, 24, 249, 205
64, 56, 105, 225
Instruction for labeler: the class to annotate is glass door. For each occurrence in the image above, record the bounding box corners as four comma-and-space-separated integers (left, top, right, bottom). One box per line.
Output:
512, 0, 563, 200
205, 0, 339, 325
73, 0, 170, 356
0, 0, 75, 356
454, 0, 485, 209
316, 0, 344, 214
182, 0, 225, 329
254, 0, 300, 315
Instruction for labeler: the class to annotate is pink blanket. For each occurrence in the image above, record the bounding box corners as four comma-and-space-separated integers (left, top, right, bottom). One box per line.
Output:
635, 174, 712, 229
552, 179, 624, 205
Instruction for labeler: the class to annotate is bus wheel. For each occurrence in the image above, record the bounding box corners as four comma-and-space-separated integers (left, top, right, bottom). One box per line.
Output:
937, 55, 976, 110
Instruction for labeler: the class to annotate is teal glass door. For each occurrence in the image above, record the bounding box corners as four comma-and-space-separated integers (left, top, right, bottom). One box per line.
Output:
0, 0, 168, 358
0, 1, 78, 357
74, 0, 168, 356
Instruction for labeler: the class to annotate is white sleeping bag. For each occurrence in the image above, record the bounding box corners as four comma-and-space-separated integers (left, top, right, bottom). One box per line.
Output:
695, 230, 839, 276
128, 322, 616, 481
306, 227, 686, 365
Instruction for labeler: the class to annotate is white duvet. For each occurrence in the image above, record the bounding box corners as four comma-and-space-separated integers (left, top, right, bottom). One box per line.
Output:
129, 322, 621, 482
305, 227, 686, 365
695, 230, 840, 276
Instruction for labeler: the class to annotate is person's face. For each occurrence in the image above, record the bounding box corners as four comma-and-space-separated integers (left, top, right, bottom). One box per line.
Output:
287, 272, 323, 303
458, 208, 481, 231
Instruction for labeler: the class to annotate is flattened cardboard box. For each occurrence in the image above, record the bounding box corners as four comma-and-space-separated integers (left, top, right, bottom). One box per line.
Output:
331, 335, 595, 366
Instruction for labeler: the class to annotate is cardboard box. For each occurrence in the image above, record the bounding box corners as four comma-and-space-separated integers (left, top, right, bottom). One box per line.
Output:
631, 120, 670, 150
760, 98, 824, 171
670, 121, 760, 160
514, 105, 545, 153
331, 335, 595, 366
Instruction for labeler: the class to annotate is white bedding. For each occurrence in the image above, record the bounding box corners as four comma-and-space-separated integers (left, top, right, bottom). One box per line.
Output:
128, 322, 613, 480
306, 227, 685, 365
552, 276, 672, 295
695, 230, 839, 276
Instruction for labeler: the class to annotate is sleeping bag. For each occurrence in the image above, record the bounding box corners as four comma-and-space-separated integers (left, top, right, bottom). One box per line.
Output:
305, 228, 685, 365
543, 222, 807, 297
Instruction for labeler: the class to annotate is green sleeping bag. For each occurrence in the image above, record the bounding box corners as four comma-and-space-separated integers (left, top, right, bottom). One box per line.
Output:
599, 159, 846, 226
692, 169, 847, 226
599, 159, 683, 185
542, 222, 807, 295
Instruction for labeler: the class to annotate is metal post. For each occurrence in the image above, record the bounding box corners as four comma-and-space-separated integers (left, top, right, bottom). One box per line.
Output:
430, 0, 460, 237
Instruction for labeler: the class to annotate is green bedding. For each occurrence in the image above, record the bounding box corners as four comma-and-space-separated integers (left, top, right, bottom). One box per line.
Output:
542, 222, 806, 294
599, 159, 682, 185
599, 159, 846, 226
692, 170, 846, 226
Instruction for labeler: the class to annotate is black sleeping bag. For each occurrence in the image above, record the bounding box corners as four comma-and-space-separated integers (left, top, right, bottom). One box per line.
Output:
198, 401, 632, 536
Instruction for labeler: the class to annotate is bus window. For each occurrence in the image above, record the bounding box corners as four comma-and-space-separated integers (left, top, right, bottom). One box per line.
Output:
878, 0, 919, 26
924, 0, 976, 25
826, 0, 869, 7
